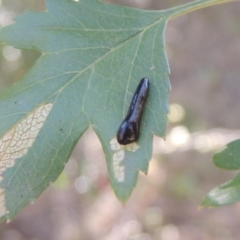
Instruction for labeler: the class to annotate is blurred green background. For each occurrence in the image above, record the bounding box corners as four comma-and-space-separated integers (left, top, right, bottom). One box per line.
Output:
0, 0, 240, 239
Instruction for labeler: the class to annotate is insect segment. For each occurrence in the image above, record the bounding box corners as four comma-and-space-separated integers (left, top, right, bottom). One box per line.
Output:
117, 78, 150, 145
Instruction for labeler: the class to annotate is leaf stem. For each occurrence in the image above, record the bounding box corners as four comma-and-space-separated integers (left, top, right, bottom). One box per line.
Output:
165, 0, 237, 20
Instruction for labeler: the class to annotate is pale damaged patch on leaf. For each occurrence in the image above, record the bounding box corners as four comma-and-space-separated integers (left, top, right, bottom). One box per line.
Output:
110, 138, 139, 182
0, 103, 53, 219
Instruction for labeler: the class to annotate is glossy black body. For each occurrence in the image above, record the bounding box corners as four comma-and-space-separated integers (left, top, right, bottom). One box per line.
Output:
117, 78, 150, 145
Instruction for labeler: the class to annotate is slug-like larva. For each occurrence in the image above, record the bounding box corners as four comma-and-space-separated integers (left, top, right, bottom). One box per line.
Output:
117, 78, 150, 145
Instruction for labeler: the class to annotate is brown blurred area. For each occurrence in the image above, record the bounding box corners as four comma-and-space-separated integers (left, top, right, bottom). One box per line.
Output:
0, 0, 240, 239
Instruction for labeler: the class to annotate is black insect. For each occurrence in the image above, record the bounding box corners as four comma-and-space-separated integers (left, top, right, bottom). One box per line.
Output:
117, 77, 150, 145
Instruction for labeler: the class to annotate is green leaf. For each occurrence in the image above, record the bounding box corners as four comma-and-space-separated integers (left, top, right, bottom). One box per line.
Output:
203, 139, 240, 207
201, 173, 240, 207
213, 139, 240, 170
0, 0, 234, 221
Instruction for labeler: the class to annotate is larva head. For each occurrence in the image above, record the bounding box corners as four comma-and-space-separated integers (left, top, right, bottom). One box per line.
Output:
117, 120, 139, 145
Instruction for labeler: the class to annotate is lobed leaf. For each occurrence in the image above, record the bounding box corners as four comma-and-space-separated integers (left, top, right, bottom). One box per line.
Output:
0, 0, 235, 221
